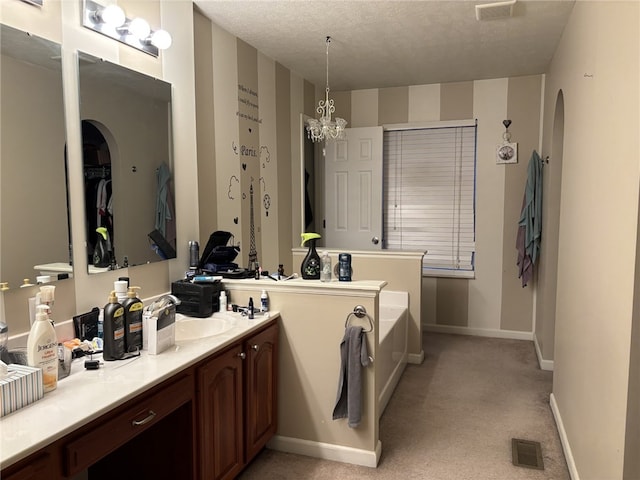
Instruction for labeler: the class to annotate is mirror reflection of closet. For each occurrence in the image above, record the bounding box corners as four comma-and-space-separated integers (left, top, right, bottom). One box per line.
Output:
82, 121, 114, 271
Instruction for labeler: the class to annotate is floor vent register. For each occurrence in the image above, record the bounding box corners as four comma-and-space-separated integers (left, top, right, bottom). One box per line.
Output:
511, 438, 544, 470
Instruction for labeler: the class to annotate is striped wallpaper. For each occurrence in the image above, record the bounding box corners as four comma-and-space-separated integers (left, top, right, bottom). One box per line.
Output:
195, 9, 545, 343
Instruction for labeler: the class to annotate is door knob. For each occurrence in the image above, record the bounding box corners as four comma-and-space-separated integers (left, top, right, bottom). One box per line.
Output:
371, 236, 379, 245
238, 352, 246, 359
251, 344, 259, 351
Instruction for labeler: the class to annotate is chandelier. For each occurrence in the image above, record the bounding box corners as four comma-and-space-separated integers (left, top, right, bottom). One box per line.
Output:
306, 36, 347, 142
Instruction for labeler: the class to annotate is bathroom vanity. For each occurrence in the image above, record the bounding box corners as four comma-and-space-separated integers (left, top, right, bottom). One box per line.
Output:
1, 312, 278, 480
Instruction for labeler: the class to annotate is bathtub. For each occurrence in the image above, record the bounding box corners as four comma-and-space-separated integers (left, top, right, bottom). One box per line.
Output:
377, 290, 409, 418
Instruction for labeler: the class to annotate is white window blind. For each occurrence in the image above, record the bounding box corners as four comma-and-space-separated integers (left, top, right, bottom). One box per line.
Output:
383, 124, 477, 274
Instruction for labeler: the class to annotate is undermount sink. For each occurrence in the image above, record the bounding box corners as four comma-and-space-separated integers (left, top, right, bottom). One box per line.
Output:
174, 312, 236, 341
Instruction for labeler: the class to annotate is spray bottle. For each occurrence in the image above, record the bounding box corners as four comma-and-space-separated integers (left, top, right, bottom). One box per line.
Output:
300, 232, 321, 280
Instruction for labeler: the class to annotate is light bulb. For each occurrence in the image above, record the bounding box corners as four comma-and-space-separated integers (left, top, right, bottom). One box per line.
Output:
149, 29, 172, 50
128, 18, 151, 40
99, 5, 126, 28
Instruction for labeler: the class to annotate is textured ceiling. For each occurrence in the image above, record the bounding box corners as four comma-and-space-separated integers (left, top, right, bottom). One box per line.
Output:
194, 0, 575, 91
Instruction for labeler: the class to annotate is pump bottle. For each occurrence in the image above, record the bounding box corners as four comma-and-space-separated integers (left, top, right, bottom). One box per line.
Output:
27, 305, 58, 392
103, 290, 125, 361
122, 286, 143, 353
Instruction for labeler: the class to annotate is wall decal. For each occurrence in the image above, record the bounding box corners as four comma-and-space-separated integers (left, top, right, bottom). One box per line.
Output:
227, 175, 240, 200
232, 141, 238, 155
234, 217, 238, 224
240, 145, 257, 157
242, 193, 246, 199
249, 128, 252, 133
236, 83, 262, 124
260, 146, 271, 168
242, 163, 247, 170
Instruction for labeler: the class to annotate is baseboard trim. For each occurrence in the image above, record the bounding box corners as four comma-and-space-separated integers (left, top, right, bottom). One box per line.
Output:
533, 333, 554, 371
408, 350, 425, 364
423, 323, 533, 341
550, 393, 580, 480
267, 435, 381, 468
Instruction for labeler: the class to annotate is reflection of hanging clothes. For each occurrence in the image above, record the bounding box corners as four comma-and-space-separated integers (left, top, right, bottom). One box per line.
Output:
155, 163, 176, 249
85, 171, 113, 258
96, 179, 113, 227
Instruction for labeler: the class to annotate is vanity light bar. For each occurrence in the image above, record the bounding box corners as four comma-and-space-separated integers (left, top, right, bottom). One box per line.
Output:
82, 0, 172, 57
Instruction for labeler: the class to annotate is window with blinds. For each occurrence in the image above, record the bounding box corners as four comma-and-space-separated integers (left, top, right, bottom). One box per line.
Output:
383, 123, 477, 276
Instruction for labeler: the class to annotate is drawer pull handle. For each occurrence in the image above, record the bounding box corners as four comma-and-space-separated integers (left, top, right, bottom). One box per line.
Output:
251, 344, 259, 351
132, 410, 157, 426
238, 352, 246, 359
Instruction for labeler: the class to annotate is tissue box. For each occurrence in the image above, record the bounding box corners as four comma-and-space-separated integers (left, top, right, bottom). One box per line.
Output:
143, 304, 176, 355
171, 280, 223, 317
0, 364, 44, 417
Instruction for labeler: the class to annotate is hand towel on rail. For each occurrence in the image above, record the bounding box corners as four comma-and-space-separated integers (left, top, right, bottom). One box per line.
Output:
332, 326, 371, 428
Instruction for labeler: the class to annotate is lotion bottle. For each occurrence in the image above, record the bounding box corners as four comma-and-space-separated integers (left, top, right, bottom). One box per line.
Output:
219, 291, 227, 313
103, 290, 125, 361
122, 286, 143, 353
27, 304, 58, 392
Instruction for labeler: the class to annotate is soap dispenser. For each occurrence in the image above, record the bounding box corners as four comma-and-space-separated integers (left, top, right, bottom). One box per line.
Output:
27, 305, 58, 392
103, 290, 125, 361
300, 232, 322, 280
122, 286, 143, 353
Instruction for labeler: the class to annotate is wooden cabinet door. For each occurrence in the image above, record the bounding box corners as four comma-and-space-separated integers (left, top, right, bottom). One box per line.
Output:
244, 322, 279, 461
198, 344, 244, 480
2, 451, 54, 480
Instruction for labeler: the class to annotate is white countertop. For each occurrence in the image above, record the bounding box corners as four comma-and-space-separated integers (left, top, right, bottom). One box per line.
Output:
0, 310, 278, 469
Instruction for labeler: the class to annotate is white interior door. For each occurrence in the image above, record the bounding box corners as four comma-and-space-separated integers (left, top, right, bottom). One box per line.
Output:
324, 127, 383, 250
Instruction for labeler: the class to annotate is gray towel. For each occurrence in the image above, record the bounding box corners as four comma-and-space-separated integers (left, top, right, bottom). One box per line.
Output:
332, 326, 371, 428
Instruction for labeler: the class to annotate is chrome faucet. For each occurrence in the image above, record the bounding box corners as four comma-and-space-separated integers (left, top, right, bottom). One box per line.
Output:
146, 294, 181, 316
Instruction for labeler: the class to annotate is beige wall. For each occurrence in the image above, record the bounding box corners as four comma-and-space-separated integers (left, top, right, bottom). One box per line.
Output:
543, 2, 640, 478
293, 249, 424, 360
336, 75, 542, 339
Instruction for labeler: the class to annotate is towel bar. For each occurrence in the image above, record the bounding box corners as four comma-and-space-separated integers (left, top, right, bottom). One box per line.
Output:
345, 305, 374, 333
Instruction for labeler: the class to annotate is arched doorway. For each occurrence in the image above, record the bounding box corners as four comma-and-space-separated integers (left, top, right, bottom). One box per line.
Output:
82, 120, 114, 268
535, 89, 565, 367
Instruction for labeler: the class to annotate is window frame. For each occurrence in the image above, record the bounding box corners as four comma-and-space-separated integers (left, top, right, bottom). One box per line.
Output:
382, 120, 477, 279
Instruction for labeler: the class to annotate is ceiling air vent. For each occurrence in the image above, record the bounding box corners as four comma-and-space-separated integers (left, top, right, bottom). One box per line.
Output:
475, 0, 516, 21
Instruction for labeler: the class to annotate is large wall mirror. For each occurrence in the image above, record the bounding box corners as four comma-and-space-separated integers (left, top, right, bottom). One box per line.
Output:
77, 51, 176, 273
0, 24, 71, 289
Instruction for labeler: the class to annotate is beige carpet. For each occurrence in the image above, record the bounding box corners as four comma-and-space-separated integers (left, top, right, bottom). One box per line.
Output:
239, 332, 570, 479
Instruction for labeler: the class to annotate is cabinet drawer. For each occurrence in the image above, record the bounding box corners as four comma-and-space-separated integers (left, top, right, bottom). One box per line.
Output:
64, 374, 193, 476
